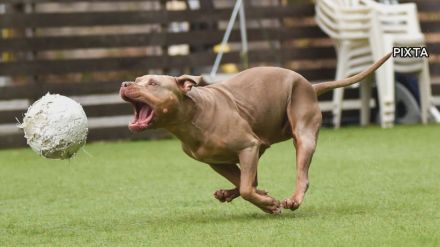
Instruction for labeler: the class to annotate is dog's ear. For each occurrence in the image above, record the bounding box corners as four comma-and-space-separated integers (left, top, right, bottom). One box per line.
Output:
175, 75, 207, 93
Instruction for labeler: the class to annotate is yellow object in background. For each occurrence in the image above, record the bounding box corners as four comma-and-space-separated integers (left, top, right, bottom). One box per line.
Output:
213, 44, 238, 73
1, 28, 12, 62
213, 44, 231, 53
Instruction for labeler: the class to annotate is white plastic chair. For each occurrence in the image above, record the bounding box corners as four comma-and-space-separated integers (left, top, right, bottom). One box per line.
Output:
363, 0, 440, 124
315, 0, 382, 127
316, 0, 440, 128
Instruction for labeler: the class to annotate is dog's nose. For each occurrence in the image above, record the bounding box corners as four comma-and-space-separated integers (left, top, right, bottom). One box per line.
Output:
122, 81, 134, 87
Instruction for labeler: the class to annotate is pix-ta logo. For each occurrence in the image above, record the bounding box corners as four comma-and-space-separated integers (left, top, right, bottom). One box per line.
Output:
392, 47, 429, 58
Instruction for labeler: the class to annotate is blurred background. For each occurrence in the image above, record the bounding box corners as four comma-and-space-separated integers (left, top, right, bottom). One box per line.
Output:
0, 0, 439, 148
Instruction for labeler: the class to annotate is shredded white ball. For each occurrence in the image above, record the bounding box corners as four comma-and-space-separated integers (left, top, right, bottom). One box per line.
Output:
19, 93, 88, 160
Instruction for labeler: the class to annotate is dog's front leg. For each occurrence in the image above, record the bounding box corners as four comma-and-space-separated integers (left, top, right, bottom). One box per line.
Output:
209, 164, 241, 203
209, 164, 268, 203
238, 145, 281, 214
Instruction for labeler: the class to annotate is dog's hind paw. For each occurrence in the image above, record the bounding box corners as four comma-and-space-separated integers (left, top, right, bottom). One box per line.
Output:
249, 194, 282, 215
273, 206, 283, 215
281, 198, 301, 211
258, 197, 283, 215
267, 202, 283, 215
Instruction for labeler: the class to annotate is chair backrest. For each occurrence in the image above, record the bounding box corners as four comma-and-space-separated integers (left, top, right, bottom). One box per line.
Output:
315, 0, 372, 40
337, 0, 361, 7
362, 0, 421, 35
363, 0, 425, 73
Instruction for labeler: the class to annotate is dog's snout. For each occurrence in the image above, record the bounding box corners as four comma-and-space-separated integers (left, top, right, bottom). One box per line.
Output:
122, 81, 134, 87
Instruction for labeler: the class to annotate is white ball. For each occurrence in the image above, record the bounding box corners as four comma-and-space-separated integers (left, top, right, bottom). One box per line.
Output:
19, 93, 88, 160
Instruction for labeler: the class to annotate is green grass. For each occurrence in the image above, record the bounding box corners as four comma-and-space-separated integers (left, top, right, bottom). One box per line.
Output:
1, 125, 440, 246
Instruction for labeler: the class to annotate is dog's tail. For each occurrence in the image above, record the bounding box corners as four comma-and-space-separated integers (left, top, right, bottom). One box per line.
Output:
312, 52, 392, 96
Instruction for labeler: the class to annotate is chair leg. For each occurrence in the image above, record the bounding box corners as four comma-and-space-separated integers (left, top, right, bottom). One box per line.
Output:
332, 88, 345, 128
370, 33, 396, 128
360, 78, 372, 126
418, 58, 432, 124
375, 53, 395, 127
376, 68, 395, 128
381, 102, 395, 128
332, 43, 349, 129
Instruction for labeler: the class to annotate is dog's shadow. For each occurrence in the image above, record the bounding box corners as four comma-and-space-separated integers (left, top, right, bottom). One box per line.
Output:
65, 204, 370, 233
144, 211, 295, 226
145, 203, 369, 225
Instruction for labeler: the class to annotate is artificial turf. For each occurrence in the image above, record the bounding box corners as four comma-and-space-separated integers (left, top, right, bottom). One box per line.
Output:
0, 125, 439, 246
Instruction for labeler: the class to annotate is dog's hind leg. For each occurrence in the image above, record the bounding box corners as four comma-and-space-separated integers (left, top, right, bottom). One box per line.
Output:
282, 81, 322, 211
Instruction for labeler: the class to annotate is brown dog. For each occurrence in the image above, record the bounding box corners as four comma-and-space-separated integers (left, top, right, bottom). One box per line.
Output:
120, 53, 391, 214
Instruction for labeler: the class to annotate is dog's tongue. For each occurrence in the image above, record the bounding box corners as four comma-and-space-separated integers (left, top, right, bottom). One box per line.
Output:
139, 104, 151, 121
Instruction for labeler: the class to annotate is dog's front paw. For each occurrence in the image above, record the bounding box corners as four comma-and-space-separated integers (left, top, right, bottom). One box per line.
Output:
213, 188, 240, 203
213, 188, 269, 203
259, 196, 282, 215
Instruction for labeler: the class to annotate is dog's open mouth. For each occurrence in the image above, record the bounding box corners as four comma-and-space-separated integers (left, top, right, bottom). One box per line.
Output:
128, 101, 155, 132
